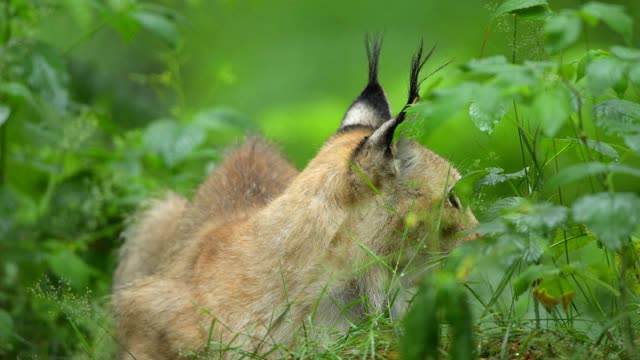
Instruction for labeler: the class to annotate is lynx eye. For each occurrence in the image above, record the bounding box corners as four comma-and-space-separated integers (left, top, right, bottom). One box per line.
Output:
447, 191, 461, 209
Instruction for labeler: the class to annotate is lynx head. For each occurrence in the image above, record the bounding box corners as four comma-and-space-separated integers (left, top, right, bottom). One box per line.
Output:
321, 35, 478, 270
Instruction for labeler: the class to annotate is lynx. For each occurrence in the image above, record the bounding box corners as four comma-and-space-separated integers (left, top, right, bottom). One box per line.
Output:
112, 36, 478, 359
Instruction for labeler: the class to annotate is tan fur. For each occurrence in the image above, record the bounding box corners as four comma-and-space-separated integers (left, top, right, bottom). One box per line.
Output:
113, 192, 188, 288
113, 129, 477, 359
113, 42, 478, 359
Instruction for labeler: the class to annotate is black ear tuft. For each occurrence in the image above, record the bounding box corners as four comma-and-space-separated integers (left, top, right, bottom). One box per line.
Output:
398, 40, 434, 123
365, 33, 382, 85
339, 34, 392, 130
407, 40, 434, 105
368, 40, 435, 156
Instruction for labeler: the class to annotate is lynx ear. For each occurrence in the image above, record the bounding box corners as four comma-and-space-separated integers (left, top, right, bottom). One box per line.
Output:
339, 34, 392, 130
367, 41, 434, 156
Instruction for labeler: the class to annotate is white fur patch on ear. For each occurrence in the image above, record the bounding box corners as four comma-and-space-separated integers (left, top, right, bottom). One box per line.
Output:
342, 101, 391, 128
393, 137, 420, 173
368, 118, 396, 143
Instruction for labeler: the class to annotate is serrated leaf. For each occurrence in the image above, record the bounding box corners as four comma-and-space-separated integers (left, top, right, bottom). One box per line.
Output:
523, 235, 547, 262
584, 139, 619, 160
483, 197, 526, 221
581, 2, 633, 44
475, 167, 528, 190
586, 57, 625, 96
468, 85, 509, 134
494, 0, 549, 19
533, 85, 572, 137
544, 11, 582, 54
516, 202, 568, 231
573, 192, 640, 251
593, 100, 640, 135
547, 161, 640, 188
0, 105, 9, 127
133, 10, 178, 47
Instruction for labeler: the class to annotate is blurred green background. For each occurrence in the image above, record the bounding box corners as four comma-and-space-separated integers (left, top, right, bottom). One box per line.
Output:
1, 0, 639, 357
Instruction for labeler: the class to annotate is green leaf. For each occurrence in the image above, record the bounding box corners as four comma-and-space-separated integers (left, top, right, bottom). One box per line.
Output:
572, 193, 640, 251
0, 105, 9, 127
576, 49, 608, 80
544, 10, 582, 54
552, 138, 619, 160
101, 2, 141, 41
583, 139, 619, 160
593, 100, 640, 135
547, 162, 640, 188
463, 56, 510, 74
133, 10, 178, 47
611, 46, 640, 61
47, 249, 94, 289
0, 82, 36, 106
440, 281, 475, 360
191, 107, 254, 130
513, 264, 560, 297
453, 169, 487, 205
402, 273, 474, 360
624, 134, 640, 154
468, 85, 509, 134
143, 119, 206, 167
514, 202, 568, 231
532, 85, 572, 137
483, 197, 526, 221
493, 0, 549, 19
408, 83, 481, 135
475, 167, 528, 190
402, 277, 439, 360
526, 236, 548, 263
585, 57, 625, 96
581, 2, 633, 44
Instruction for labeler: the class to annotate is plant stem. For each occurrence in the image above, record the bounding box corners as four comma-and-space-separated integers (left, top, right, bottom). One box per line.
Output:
510, 15, 532, 197
619, 244, 635, 358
